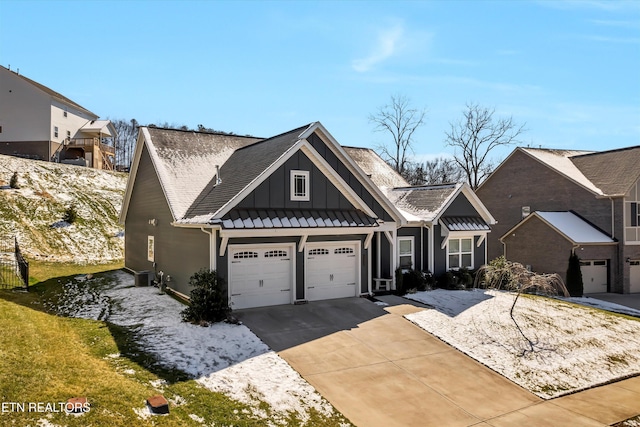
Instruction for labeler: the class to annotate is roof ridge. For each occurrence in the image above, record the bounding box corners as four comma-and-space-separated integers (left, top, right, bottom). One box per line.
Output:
146, 125, 262, 139
233, 123, 312, 152
570, 145, 640, 159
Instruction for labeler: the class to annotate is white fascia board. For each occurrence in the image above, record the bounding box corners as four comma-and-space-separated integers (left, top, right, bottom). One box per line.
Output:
219, 227, 378, 239
119, 128, 173, 224
433, 183, 464, 224
306, 122, 407, 225
299, 141, 376, 218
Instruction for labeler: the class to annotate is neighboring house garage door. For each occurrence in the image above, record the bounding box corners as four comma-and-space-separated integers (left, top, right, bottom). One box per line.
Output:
228, 245, 293, 309
306, 242, 359, 301
580, 260, 608, 294
631, 261, 640, 293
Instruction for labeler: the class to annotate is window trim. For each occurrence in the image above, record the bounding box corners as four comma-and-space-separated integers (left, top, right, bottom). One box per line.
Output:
447, 237, 474, 271
290, 170, 310, 201
397, 236, 415, 272
53, 126, 59, 138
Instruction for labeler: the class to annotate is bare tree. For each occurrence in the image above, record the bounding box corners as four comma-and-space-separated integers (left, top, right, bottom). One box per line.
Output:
421, 156, 464, 185
369, 95, 426, 177
445, 103, 526, 189
111, 118, 139, 171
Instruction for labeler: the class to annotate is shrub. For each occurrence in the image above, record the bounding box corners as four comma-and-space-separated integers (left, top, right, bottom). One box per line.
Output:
9, 172, 19, 189
566, 252, 584, 297
63, 204, 78, 224
181, 269, 230, 324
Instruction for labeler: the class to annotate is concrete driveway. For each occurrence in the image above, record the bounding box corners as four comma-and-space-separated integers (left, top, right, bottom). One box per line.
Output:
237, 296, 640, 426
587, 292, 640, 310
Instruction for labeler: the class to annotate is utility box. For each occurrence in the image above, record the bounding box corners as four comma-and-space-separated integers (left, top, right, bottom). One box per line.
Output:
134, 271, 150, 287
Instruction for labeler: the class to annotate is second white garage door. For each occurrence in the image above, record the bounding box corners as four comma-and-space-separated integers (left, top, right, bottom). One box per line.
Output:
229, 244, 293, 309
306, 242, 359, 301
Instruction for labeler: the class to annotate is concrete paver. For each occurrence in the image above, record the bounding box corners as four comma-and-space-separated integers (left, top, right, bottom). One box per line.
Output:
237, 297, 640, 426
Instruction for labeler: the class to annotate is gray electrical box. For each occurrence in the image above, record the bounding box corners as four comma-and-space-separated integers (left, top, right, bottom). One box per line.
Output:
134, 271, 150, 287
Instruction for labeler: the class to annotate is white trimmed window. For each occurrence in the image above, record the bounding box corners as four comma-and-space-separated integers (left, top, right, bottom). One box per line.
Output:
398, 236, 414, 271
291, 170, 310, 201
53, 126, 59, 138
625, 181, 640, 243
448, 237, 473, 270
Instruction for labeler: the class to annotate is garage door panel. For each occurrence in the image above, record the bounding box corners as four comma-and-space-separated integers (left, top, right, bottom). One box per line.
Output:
230, 246, 292, 309
306, 243, 359, 301
580, 260, 608, 294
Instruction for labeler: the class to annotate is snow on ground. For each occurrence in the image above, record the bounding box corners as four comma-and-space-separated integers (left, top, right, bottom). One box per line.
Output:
47, 270, 334, 425
0, 154, 127, 263
560, 296, 640, 318
404, 289, 640, 399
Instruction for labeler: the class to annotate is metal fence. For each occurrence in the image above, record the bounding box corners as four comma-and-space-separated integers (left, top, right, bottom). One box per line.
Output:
0, 236, 29, 290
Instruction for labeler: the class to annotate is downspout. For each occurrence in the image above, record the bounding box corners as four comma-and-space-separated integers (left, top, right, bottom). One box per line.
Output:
609, 197, 615, 239
200, 227, 217, 271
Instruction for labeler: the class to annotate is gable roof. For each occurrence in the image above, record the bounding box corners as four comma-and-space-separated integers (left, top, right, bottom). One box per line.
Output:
482, 146, 640, 198
570, 146, 640, 196
183, 125, 309, 222
122, 122, 404, 227
502, 211, 616, 245
386, 182, 496, 225
519, 148, 601, 195
342, 146, 409, 191
120, 127, 261, 223
1, 65, 97, 117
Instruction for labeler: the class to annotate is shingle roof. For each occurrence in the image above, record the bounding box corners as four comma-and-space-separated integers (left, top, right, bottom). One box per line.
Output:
145, 127, 262, 220
386, 184, 461, 222
570, 146, 640, 196
213, 208, 378, 229
342, 147, 409, 191
519, 146, 640, 197
182, 124, 311, 222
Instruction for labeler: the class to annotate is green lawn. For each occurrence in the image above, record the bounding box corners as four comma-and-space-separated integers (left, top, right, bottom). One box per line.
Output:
0, 265, 349, 426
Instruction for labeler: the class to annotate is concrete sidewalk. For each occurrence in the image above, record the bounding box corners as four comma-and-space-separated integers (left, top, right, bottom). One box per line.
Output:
238, 298, 640, 426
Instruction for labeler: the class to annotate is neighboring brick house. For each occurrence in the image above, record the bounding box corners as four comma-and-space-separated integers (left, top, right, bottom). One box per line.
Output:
0, 65, 116, 169
476, 146, 640, 294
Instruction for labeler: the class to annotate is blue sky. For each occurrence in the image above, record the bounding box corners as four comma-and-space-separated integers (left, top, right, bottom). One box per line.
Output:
1, 0, 639, 163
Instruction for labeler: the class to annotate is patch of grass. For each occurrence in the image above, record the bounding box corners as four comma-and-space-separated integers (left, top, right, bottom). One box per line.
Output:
27, 259, 124, 285
0, 268, 352, 426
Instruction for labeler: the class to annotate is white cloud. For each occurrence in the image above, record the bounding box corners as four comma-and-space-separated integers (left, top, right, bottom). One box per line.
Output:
352, 23, 405, 72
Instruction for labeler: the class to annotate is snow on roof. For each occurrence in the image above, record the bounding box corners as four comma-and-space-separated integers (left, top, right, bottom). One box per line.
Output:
535, 211, 615, 244
387, 183, 461, 222
521, 148, 602, 195
144, 127, 261, 220
342, 147, 408, 193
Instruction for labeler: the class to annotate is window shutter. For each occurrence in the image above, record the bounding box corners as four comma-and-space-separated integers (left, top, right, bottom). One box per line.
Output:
632, 203, 638, 227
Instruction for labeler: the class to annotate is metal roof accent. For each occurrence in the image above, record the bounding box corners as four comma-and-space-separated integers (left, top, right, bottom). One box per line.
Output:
440, 216, 490, 232
214, 208, 378, 229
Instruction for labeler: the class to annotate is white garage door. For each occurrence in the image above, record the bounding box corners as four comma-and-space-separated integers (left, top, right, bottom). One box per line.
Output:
306, 242, 359, 301
580, 260, 608, 294
229, 245, 293, 309
631, 261, 640, 293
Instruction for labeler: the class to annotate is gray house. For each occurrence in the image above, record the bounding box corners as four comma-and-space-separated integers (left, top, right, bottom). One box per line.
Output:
120, 122, 495, 309
477, 146, 640, 294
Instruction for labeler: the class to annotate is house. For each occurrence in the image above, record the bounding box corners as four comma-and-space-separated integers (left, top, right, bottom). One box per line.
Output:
120, 122, 495, 309
476, 146, 640, 294
0, 65, 116, 169
344, 146, 495, 279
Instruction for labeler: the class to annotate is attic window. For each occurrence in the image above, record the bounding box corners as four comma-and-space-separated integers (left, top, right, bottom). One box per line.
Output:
291, 170, 310, 201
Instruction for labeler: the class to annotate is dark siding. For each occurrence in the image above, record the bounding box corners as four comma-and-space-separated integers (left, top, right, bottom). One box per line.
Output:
398, 227, 423, 271
124, 144, 209, 296
219, 234, 370, 299
237, 151, 356, 211
474, 236, 486, 268
433, 224, 447, 276
307, 133, 394, 222
443, 193, 481, 217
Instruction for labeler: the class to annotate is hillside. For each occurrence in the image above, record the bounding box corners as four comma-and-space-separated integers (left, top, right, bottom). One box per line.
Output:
0, 154, 128, 263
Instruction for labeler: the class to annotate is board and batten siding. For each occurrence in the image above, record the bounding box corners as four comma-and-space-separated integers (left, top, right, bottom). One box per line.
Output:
124, 144, 209, 296
307, 133, 394, 222
237, 151, 357, 211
